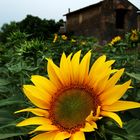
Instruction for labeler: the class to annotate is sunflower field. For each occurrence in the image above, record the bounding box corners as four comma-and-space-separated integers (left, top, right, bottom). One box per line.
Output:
0, 28, 140, 140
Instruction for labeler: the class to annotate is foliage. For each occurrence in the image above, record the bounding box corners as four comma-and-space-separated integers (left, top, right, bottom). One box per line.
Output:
19, 15, 63, 39
0, 27, 140, 140
0, 15, 64, 43
0, 22, 20, 43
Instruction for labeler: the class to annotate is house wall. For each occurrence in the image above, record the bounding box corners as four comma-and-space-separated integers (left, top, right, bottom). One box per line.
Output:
66, 0, 139, 41
66, 5, 102, 38
137, 13, 140, 30
100, 0, 138, 41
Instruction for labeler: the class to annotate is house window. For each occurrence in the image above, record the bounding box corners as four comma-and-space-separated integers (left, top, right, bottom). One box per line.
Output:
116, 9, 126, 29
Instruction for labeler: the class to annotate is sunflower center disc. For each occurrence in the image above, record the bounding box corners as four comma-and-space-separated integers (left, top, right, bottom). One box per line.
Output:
51, 88, 95, 131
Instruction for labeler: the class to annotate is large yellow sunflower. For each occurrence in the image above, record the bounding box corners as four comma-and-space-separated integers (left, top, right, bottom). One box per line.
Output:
16, 51, 140, 140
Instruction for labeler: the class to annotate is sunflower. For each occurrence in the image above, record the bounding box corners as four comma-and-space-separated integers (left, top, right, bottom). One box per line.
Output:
109, 36, 121, 46
130, 29, 139, 42
61, 35, 68, 40
16, 51, 140, 140
53, 33, 58, 43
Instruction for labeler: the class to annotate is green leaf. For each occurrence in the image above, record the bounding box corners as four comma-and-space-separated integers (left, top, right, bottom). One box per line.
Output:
126, 72, 140, 81
0, 117, 25, 129
112, 136, 125, 140
0, 79, 10, 86
105, 126, 128, 139
0, 96, 25, 107
125, 119, 140, 136
0, 86, 9, 93
0, 133, 26, 139
23, 66, 38, 71
128, 108, 140, 119
0, 110, 15, 125
103, 119, 128, 139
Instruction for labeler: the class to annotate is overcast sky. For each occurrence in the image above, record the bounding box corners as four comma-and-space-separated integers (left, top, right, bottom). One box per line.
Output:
0, 0, 140, 27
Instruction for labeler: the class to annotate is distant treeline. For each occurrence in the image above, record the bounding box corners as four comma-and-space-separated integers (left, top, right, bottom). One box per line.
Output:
0, 15, 64, 43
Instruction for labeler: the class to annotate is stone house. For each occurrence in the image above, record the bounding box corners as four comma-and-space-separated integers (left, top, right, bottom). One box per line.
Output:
64, 0, 140, 41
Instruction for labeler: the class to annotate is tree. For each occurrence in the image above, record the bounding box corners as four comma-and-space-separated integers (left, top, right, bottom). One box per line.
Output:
19, 15, 64, 39
0, 15, 64, 42
0, 22, 19, 43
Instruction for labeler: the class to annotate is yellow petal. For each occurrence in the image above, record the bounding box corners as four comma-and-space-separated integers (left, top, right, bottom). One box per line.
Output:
31, 131, 58, 140
67, 53, 73, 85
105, 60, 115, 66
99, 60, 114, 80
88, 55, 106, 85
71, 50, 81, 83
90, 121, 98, 128
102, 100, 140, 112
24, 85, 51, 100
101, 111, 122, 128
92, 65, 114, 95
105, 68, 124, 90
60, 53, 71, 86
89, 55, 106, 79
100, 80, 131, 105
70, 131, 85, 140
54, 132, 71, 140
129, 86, 133, 89
79, 51, 91, 84
30, 124, 58, 133
16, 117, 52, 127
80, 122, 96, 132
95, 106, 101, 117
23, 85, 49, 109
15, 108, 49, 117
31, 75, 56, 94
94, 73, 110, 95
67, 53, 72, 61
110, 69, 118, 74
92, 55, 106, 70
94, 60, 115, 84
86, 110, 94, 122
47, 59, 62, 88
86, 107, 101, 122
